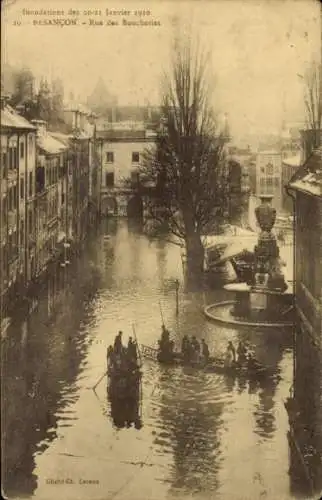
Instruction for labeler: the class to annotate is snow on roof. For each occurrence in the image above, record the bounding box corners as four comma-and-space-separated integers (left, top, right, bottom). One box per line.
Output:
289, 147, 322, 198
50, 132, 72, 146
1, 106, 35, 130
37, 133, 67, 155
64, 101, 94, 115
282, 153, 302, 168
257, 150, 281, 155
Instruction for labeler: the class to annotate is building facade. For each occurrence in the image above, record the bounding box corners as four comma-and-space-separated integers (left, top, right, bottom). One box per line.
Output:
227, 153, 251, 225
1, 98, 99, 333
33, 120, 68, 278
63, 103, 99, 235
96, 124, 156, 217
286, 144, 322, 497
282, 154, 302, 213
288, 146, 322, 343
1, 102, 36, 327
256, 150, 283, 212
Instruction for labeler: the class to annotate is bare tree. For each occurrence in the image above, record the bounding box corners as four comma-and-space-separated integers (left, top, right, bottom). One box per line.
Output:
140, 36, 229, 275
304, 60, 322, 146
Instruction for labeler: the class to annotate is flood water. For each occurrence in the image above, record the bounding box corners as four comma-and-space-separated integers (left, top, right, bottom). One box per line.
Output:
2, 219, 320, 500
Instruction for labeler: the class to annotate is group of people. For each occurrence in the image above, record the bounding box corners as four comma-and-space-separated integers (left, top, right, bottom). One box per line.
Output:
107, 331, 139, 373
157, 326, 175, 362
157, 326, 253, 369
224, 340, 249, 367
157, 326, 210, 365
181, 335, 210, 364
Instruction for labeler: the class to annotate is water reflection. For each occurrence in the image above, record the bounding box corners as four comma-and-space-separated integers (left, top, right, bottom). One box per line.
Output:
2, 220, 299, 500
287, 326, 322, 498
2, 253, 100, 498
155, 367, 225, 495
108, 382, 143, 430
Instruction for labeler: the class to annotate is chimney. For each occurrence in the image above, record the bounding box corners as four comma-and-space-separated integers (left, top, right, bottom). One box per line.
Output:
31, 119, 47, 136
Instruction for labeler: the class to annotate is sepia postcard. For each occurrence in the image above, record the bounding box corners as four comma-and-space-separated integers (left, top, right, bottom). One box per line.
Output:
1, 0, 322, 499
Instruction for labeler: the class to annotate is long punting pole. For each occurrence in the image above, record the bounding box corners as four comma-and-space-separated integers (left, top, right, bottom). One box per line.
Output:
92, 370, 108, 391
132, 323, 143, 367
159, 300, 165, 327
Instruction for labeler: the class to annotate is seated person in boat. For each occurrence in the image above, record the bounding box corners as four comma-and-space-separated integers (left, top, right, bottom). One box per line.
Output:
181, 335, 190, 362
201, 339, 210, 363
237, 341, 247, 364
224, 341, 236, 367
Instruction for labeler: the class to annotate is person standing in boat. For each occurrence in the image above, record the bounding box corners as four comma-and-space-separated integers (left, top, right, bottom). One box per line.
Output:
127, 336, 138, 368
181, 335, 189, 359
191, 336, 200, 363
107, 345, 114, 374
237, 341, 247, 364
113, 332, 124, 370
201, 339, 210, 364
161, 325, 170, 344
114, 331, 123, 353
224, 341, 236, 367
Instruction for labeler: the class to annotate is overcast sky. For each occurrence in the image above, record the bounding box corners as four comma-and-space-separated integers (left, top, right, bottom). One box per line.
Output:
3, 0, 321, 142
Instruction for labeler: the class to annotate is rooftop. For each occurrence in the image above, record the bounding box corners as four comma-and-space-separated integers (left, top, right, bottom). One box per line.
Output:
96, 129, 156, 141
1, 105, 35, 130
282, 153, 302, 168
37, 133, 68, 155
50, 132, 72, 146
288, 147, 322, 198
257, 150, 281, 155
64, 101, 96, 117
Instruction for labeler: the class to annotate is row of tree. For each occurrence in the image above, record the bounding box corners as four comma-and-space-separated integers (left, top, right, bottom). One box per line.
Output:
7, 67, 65, 129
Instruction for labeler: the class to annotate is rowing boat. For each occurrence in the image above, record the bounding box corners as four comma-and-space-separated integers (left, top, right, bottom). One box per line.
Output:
140, 344, 266, 377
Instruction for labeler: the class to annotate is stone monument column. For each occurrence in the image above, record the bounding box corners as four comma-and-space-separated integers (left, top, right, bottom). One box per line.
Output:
253, 195, 287, 292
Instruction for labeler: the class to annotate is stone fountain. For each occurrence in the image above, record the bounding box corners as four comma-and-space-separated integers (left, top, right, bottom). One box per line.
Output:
204, 195, 294, 327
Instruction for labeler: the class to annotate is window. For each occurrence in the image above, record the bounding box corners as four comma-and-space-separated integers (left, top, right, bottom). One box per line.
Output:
132, 152, 140, 163
28, 210, 33, 233
20, 220, 24, 245
8, 188, 13, 211
106, 152, 114, 163
29, 172, 33, 197
9, 147, 18, 169
20, 177, 24, 199
266, 177, 273, 186
1, 152, 7, 178
13, 185, 18, 209
20, 141, 25, 159
266, 163, 273, 175
105, 172, 115, 187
